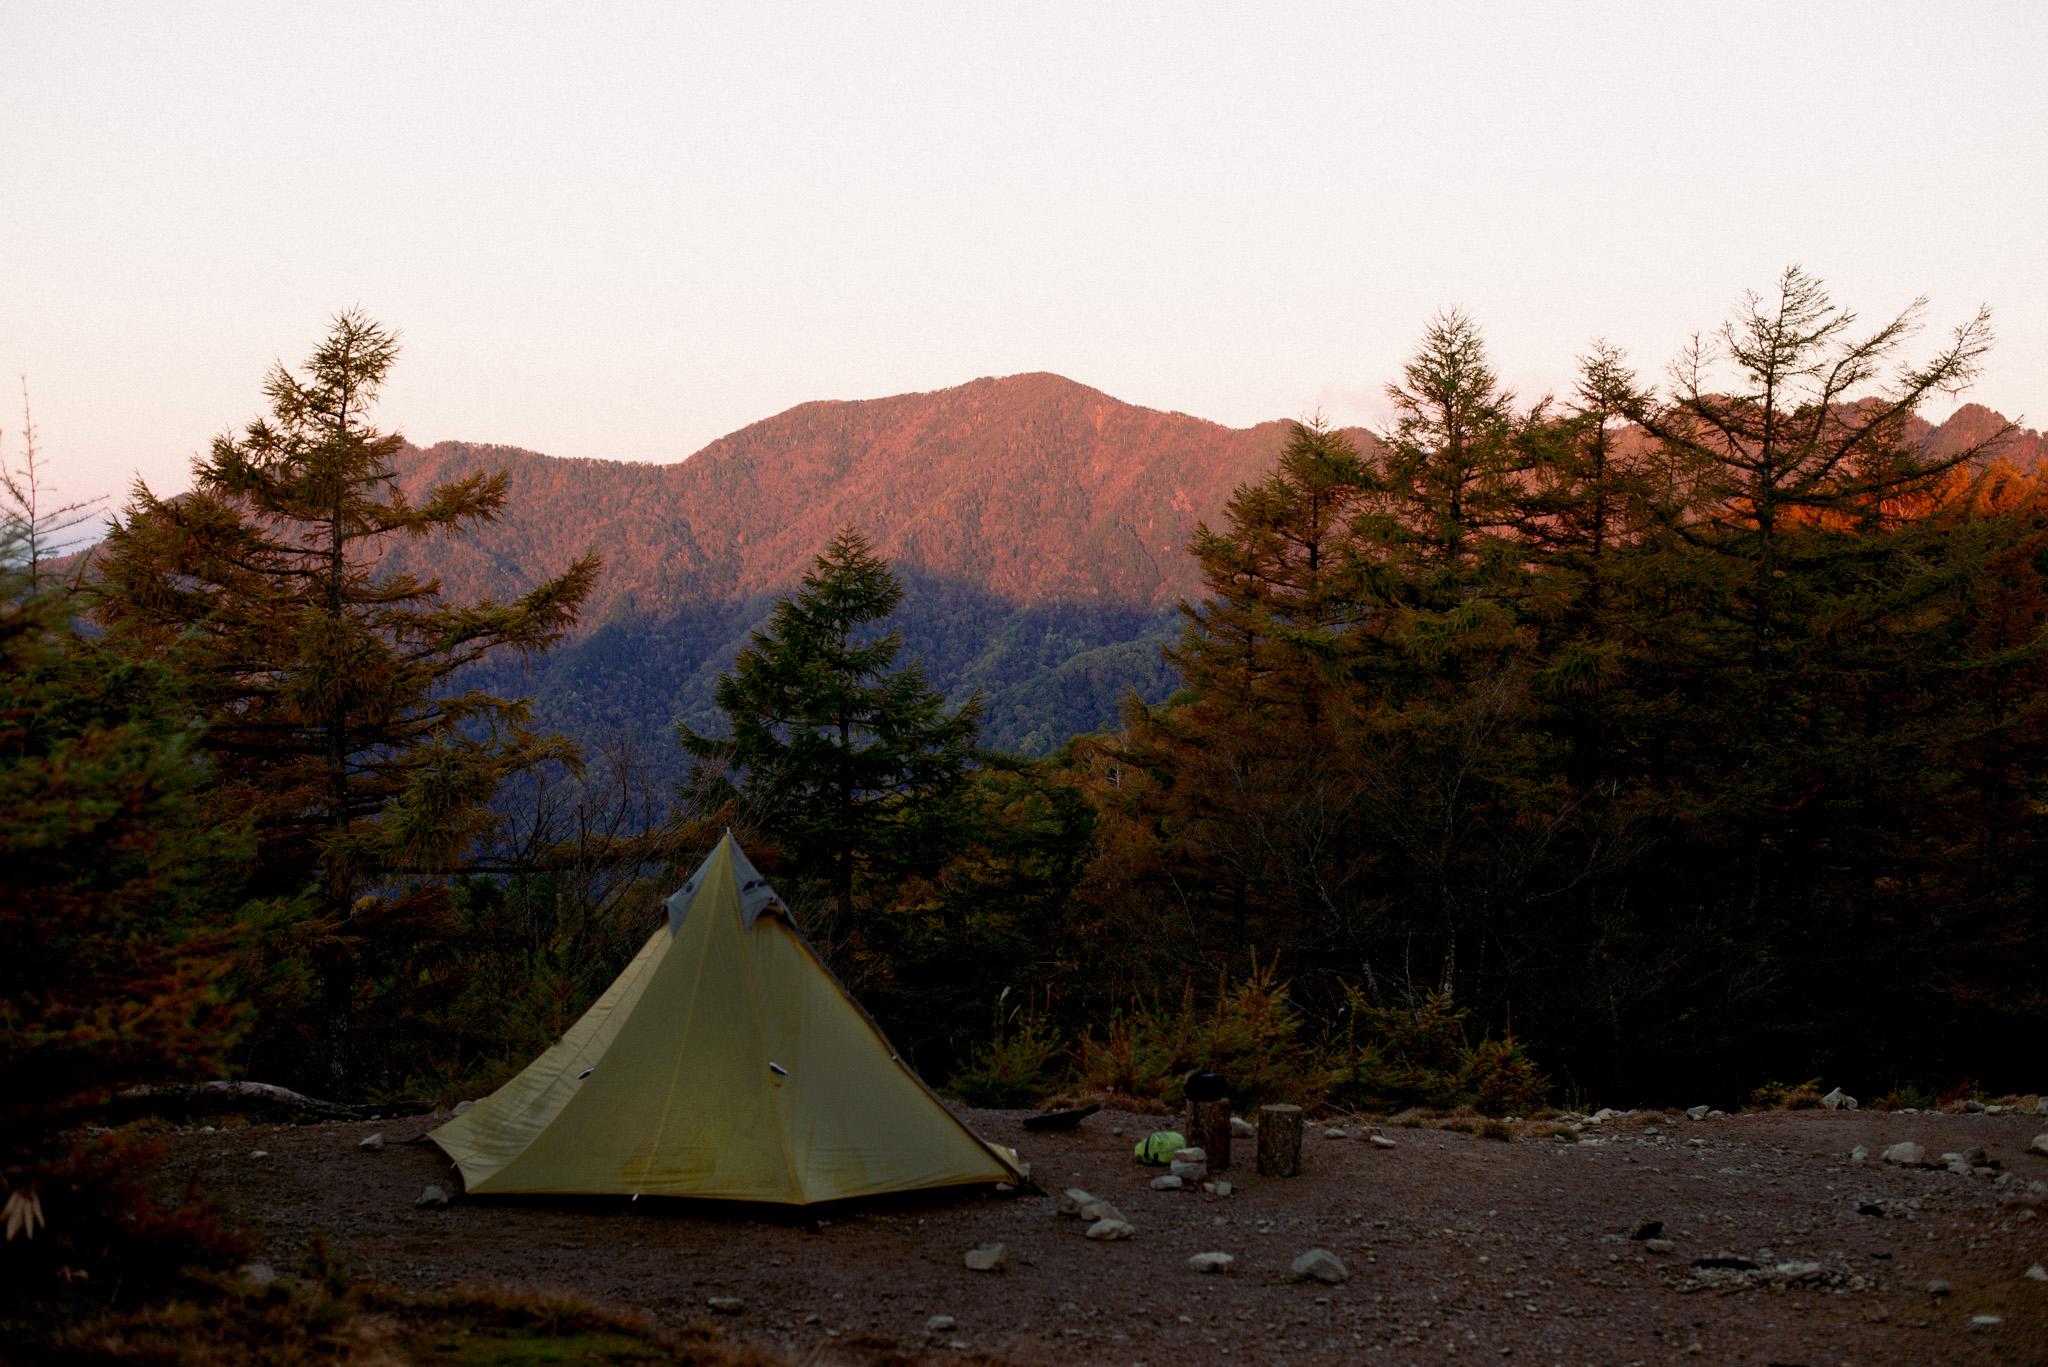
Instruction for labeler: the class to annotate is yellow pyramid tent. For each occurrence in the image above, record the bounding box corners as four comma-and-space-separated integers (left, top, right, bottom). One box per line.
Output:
431, 834, 1025, 1203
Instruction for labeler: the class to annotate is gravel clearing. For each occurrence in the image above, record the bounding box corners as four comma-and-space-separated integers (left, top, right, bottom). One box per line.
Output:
156, 1104, 2048, 1363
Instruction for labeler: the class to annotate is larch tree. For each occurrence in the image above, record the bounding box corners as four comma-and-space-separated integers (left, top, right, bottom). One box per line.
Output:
679, 527, 979, 976
94, 311, 600, 1092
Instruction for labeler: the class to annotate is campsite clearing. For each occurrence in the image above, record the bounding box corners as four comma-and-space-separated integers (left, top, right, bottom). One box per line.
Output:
156, 1105, 2046, 1363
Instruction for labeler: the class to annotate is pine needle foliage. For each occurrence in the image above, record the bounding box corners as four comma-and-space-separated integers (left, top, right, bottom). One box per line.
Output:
679, 528, 980, 972
93, 311, 599, 1091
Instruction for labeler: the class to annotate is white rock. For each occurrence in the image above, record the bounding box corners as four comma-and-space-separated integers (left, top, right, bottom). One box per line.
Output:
963, 1242, 1008, 1271
2036, 1096, 2047, 1116
1685, 1105, 1710, 1121
1775, 1261, 1824, 1281
1290, 1248, 1349, 1283
1151, 1175, 1183, 1190
926, 1315, 957, 1332
1644, 1238, 1676, 1254
1970, 1314, 2003, 1329
1230, 1116, 1257, 1138
1822, 1088, 1857, 1111
453, 1099, 475, 1115
357, 1133, 385, 1152
238, 1261, 277, 1288
1187, 1252, 1235, 1274
1085, 1219, 1135, 1241
1201, 1180, 1233, 1197
2024, 1264, 2046, 1282
415, 1185, 450, 1207
1079, 1199, 1128, 1225
707, 1297, 744, 1314
1368, 1134, 1397, 1149
1590, 1108, 1621, 1123
2027, 1133, 2048, 1157
1849, 1145, 1869, 1162
1323, 1127, 1348, 1139
1881, 1141, 1927, 1167
248, 1149, 268, 1160
1056, 1187, 1095, 1218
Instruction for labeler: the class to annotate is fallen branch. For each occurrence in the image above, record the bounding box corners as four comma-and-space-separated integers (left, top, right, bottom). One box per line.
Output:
110, 1081, 418, 1123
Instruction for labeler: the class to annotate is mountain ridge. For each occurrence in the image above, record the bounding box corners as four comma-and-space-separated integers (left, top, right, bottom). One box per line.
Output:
381, 376, 2042, 757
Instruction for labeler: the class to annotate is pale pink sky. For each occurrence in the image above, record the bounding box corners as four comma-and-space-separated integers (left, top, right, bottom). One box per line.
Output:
4, 3, 2044, 512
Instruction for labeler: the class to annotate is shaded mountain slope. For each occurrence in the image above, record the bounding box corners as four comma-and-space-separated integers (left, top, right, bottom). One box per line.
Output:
382, 380, 2041, 761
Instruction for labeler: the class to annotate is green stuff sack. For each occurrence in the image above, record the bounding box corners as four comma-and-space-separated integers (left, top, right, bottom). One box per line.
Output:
1133, 1130, 1186, 1165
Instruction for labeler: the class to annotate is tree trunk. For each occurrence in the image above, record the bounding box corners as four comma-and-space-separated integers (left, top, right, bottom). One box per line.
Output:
1257, 1104, 1303, 1178
1185, 1097, 1233, 1172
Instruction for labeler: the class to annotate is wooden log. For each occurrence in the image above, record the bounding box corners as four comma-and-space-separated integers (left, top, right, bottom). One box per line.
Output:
1256, 1103, 1303, 1178
109, 1081, 394, 1123
1185, 1097, 1233, 1171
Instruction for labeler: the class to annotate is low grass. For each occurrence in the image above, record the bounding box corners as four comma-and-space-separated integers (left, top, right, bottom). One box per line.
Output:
32, 1273, 778, 1367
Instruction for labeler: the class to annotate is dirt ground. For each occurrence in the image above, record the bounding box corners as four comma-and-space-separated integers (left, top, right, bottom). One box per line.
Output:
156, 1104, 2048, 1365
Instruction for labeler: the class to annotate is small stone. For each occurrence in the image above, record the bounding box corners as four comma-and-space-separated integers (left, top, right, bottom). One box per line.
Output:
1368, 1135, 1397, 1149
1685, 1105, 1710, 1121
1231, 1115, 1257, 1138
1849, 1145, 1869, 1162
2025, 1265, 2047, 1282
2036, 1096, 2047, 1117
415, 1184, 450, 1207
1205, 1180, 1232, 1197
926, 1315, 957, 1332
248, 1149, 268, 1159
453, 1099, 475, 1115
357, 1133, 385, 1153
947, 1341, 970, 1352
1963, 1099, 1986, 1114
1970, 1314, 2003, 1329
963, 1242, 1008, 1271
1927, 1279, 1953, 1297
1056, 1188, 1095, 1218
1079, 1199, 1128, 1226
1323, 1127, 1348, 1139
238, 1261, 277, 1288
1591, 1108, 1621, 1123
1775, 1261, 1824, 1282
2027, 1133, 2048, 1157
1963, 1145, 1989, 1168
1085, 1219, 1135, 1241
1822, 1087, 1857, 1111
707, 1297, 744, 1314
1644, 1238, 1676, 1254
1291, 1248, 1349, 1283
1881, 1141, 1926, 1167
1151, 1174, 1183, 1190
1187, 1252, 1236, 1274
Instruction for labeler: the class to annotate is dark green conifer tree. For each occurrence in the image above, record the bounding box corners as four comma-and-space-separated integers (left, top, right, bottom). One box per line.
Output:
679, 528, 979, 973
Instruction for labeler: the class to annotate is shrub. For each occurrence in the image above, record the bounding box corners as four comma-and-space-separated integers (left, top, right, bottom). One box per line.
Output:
1479, 1119, 1515, 1142
1747, 1078, 1824, 1110
1075, 956, 1330, 1110
1460, 1037, 1549, 1117
1327, 991, 1549, 1115
951, 1008, 1067, 1108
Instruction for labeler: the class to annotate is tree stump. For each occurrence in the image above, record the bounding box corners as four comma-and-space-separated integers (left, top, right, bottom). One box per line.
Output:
1185, 1097, 1233, 1171
1256, 1103, 1303, 1177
